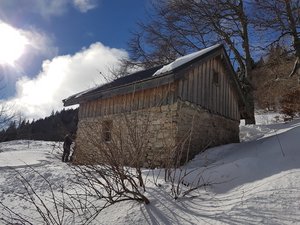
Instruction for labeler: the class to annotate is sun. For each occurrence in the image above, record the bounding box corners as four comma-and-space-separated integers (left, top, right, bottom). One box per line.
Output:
0, 22, 28, 65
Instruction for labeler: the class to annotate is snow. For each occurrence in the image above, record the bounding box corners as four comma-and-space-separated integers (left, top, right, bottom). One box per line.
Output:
1, 113, 300, 224
64, 84, 102, 103
153, 44, 221, 76
0, 141, 58, 167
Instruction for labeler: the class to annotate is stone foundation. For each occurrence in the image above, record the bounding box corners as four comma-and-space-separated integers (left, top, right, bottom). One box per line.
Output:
74, 103, 178, 167
74, 101, 240, 167
175, 101, 239, 163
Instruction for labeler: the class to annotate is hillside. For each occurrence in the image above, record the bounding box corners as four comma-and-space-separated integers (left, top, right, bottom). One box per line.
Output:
250, 48, 300, 114
0, 113, 300, 224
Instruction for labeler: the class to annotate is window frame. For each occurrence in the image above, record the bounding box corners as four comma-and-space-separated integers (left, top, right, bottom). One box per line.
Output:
212, 69, 219, 86
102, 120, 113, 142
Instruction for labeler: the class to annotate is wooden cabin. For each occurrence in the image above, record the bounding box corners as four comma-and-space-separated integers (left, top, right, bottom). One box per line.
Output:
63, 44, 247, 167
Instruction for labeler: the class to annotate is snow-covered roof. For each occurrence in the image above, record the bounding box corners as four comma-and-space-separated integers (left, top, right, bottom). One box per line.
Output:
63, 85, 103, 105
63, 44, 224, 106
153, 44, 221, 76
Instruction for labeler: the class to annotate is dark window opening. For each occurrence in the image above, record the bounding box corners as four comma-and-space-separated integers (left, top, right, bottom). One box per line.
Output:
102, 120, 113, 142
213, 70, 219, 85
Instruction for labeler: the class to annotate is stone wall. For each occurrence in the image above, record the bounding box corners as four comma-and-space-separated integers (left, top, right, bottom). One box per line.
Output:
174, 100, 240, 163
74, 103, 178, 167
74, 100, 240, 167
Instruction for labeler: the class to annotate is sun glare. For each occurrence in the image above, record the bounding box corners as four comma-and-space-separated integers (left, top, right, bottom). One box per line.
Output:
0, 22, 28, 65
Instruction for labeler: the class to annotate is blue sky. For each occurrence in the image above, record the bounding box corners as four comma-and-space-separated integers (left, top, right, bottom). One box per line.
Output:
2, 0, 149, 54
0, 0, 150, 119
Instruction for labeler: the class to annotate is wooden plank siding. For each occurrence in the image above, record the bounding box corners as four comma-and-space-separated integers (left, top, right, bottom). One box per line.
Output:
78, 104, 84, 118
221, 62, 226, 116
204, 61, 209, 109
177, 56, 240, 121
79, 83, 176, 119
208, 59, 213, 111
79, 54, 240, 121
202, 64, 205, 106
212, 58, 217, 113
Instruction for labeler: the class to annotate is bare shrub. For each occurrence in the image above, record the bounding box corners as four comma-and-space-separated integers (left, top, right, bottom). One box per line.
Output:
73, 111, 157, 205
73, 99, 212, 201
280, 89, 300, 120
251, 45, 298, 111
0, 167, 91, 225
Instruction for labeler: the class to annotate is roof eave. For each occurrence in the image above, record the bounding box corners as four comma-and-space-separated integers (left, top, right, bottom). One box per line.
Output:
63, 72, 175, 106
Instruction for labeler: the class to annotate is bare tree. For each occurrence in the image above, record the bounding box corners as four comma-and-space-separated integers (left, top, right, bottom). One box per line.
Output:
0, 75, 15, 131
253, 0, 300, 77
129, 0, 254, 76
127, 0, 256, 123
0, 102, 14, 128
251, 44, 298, 111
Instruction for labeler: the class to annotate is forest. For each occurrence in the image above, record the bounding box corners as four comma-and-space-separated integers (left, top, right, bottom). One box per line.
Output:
0, 109, 78, 142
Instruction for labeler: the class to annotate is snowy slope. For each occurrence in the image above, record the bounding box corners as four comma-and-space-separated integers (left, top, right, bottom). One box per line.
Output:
0, 114, 300, 224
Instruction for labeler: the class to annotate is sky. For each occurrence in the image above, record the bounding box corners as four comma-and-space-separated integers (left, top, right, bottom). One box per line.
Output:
0, 0, 150, 120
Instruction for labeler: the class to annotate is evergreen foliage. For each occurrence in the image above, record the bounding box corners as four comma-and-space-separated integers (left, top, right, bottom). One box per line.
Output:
0, 109, 78, 142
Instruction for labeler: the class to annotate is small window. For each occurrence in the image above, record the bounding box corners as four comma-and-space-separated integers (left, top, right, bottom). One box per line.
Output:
102, 120, 113, 142
213, 70, 219, 85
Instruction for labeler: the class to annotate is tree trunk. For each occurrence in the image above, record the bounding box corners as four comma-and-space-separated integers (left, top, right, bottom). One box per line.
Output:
284, 0, 300, 77
285, 0, 300, 58
245, 100, 256, 125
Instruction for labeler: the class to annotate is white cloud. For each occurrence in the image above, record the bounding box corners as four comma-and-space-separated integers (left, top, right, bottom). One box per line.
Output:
21, 26, 58, 60
73, 0, 99, 13
0, 0, 99, 20
34, 0, 69, 18
5, 42, 128, 120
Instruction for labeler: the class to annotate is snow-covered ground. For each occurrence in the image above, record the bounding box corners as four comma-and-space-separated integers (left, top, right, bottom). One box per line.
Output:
1, 113, 300, 224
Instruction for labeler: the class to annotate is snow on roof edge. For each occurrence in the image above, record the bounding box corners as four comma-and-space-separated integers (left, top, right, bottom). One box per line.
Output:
63, 84, 104, 105
153, 44, 222, 76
